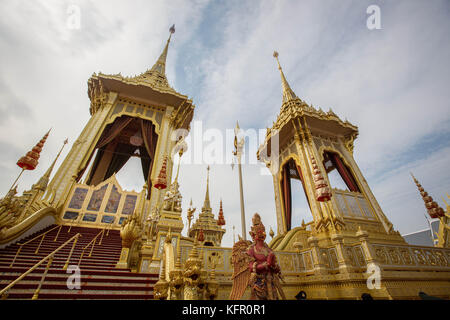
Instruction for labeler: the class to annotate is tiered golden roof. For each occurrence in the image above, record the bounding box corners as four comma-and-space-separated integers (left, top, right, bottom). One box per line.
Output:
258, 52, 358, 160
188, 166, 225, 246
87, 26, 194, 130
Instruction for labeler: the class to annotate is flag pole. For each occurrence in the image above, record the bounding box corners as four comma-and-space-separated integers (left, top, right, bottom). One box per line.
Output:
233, 121, 247, 240
7, 168, 25, 194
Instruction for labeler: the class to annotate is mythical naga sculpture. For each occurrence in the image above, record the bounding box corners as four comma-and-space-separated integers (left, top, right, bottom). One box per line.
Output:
229, 213, 286, 300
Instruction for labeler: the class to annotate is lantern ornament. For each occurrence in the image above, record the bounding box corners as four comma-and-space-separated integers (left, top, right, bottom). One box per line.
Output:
153, 156, 168, 190
17, 130, 50, 170
217, 199, 226, 226
6, 129, 51, 194
411, 173, 445, 219
311, 155, 332, 202
129, 130, 143, 147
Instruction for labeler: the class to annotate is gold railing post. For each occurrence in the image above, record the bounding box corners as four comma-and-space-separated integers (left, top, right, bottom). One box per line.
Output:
78, 251, 85, 266
54, 225, 62, 242
0, 234, 80, 300
99, 228, 105, 246
10, 225, 60, 267
31, 255, 53, 300
68, 217, 75, 233
9, 246, 22, 267
79, 229, 104, 264
63, 235, 80, 270
35, 233, 46, 254
89, 239, 95, 257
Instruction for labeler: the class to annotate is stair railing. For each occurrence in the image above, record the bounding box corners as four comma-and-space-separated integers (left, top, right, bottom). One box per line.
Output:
10, 225, 64, 267
78, 229, 106, 266
0, 233, 81, 300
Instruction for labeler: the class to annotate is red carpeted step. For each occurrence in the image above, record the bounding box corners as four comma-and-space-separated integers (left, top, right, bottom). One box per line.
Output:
0, 225, 160, 300
0, 274, 158, 284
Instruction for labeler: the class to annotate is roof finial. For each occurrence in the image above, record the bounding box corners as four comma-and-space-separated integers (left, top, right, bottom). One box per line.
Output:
273, 51, 298, 104
203, 165, 211, 211
35, 138, 68, 190
150, 24, 176, 76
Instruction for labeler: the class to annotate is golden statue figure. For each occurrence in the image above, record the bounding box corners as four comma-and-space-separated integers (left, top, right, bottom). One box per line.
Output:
229, 213, 286, 300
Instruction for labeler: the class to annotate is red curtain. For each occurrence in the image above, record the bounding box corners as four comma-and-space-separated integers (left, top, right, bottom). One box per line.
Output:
139, 146, 151, 184
140, 119, 158, 198
80, 116, 158, 193
281, 163, 292, 231
85, 116, 133, 185
97, 116, 133, 149
330, 153, 359, 192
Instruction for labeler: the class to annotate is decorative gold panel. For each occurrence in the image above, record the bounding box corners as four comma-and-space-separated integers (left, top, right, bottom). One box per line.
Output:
61, 175, 142, 229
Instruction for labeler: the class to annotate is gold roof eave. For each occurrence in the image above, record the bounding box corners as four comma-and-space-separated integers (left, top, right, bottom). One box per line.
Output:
257, 98, 358, 159
88, 73, 195, 130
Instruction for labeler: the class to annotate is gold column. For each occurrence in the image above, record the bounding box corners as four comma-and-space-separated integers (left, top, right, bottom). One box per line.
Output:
356, 227, 377, 265
295, 118, 326, 226
331, 233, 353, 274
307, 236, 327, 275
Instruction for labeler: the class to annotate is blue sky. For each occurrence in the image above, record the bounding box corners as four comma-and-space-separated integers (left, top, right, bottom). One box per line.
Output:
0, 0, 449, 247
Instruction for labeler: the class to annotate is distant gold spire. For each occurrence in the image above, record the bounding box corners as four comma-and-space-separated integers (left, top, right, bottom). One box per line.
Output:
202, 165, 211, 211
273, 51, 298, 104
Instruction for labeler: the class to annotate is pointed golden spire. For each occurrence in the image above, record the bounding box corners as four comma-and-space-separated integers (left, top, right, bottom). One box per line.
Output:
150, 25, 175, 76
35, 138, 68, 191
273, 51, 298, 104
202, 165, 211, 211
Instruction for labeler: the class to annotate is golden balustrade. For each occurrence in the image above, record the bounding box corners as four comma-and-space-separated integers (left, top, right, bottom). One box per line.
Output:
10, 225, 63, 267
0, 233, 81, 300
77, 229, 106, 266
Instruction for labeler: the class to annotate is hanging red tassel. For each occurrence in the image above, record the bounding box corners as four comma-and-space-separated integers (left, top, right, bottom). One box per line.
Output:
153, 156, 168, 190
217, 199, 226, 226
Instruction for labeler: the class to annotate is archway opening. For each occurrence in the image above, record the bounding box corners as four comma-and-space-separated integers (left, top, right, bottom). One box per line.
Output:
280, 158, 311, 231
78, 115, 158, 199
323, 151, 360, 192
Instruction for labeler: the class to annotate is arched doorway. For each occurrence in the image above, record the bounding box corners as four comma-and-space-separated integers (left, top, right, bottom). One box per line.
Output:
322, 151, 360, 192
280, 158, 311, 231
79, 115, 158, 199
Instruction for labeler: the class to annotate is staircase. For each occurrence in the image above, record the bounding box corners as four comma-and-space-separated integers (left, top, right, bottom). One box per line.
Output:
0, 225, 158, 299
